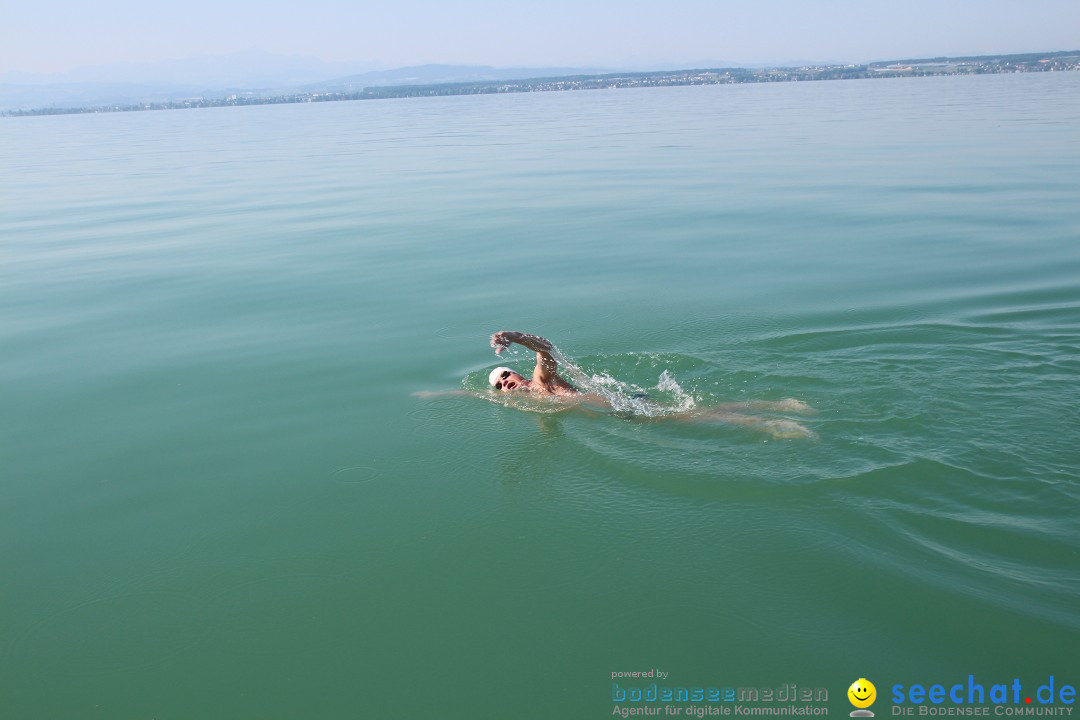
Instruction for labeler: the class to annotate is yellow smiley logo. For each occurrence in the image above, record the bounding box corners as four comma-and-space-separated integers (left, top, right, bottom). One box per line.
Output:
848, 678, 877, 709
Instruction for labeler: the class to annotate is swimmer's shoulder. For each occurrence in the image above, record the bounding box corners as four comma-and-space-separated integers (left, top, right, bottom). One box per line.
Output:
524, 378, 579, 396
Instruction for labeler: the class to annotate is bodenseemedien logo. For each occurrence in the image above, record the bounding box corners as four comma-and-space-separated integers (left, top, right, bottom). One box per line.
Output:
849, 678, 877, 717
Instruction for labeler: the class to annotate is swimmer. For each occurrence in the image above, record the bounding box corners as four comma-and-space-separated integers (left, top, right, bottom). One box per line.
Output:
416, 330, 816, 439
488, 331, 580, 396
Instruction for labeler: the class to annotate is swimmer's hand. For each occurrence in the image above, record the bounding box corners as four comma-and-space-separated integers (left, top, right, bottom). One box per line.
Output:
491, 331, 512, 355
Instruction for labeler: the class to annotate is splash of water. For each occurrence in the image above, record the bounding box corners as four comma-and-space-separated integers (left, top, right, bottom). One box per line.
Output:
550, 347, 696, 417
655, 370, 697, 412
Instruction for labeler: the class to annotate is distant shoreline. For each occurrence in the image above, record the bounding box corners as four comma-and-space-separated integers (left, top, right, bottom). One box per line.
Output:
4, 50, 1078, 117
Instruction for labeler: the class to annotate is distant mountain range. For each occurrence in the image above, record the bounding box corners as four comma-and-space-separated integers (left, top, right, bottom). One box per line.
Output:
0, 53, 610, 111
303, 64, 609, 92
4, 50, 1078, 114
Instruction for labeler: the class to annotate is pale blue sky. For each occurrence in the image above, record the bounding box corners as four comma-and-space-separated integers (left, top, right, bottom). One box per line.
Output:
3, 0, 1078, 75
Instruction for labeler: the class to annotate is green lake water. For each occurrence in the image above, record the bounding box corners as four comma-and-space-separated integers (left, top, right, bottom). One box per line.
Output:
2, 72, 1079, 718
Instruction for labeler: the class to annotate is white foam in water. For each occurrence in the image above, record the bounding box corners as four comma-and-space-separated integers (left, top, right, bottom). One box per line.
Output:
550, 348, 694, 418
655, 370, 696, 413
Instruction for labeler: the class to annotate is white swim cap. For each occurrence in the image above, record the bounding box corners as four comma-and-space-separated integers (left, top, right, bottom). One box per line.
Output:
489, 367, 514, 387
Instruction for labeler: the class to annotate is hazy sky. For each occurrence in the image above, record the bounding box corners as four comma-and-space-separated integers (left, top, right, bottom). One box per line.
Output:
3, 0, 1078, 75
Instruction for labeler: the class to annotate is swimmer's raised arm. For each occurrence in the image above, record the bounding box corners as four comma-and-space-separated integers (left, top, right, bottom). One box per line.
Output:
490, 331, 571, 390
490, 331, 554, 355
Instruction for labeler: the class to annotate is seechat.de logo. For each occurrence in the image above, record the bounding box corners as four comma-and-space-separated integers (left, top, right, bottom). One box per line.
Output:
849, 678, 878, 718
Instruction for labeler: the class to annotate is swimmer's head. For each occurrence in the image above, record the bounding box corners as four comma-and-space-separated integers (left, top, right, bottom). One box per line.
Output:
489, 367, 526, 391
